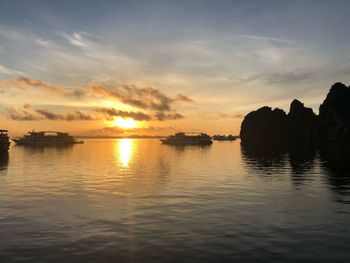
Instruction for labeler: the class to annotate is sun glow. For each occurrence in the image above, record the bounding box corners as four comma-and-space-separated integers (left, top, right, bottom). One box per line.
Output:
114, 117, 137, 129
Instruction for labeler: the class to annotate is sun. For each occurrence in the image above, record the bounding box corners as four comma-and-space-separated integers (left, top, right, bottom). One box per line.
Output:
114, 117, 137, 129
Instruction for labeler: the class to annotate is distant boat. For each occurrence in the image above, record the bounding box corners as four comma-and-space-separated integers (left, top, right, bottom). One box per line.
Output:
0, 130, 10, 151
13, 131, 84, 146
213, 135, 237, 141
161, 132, 213, 145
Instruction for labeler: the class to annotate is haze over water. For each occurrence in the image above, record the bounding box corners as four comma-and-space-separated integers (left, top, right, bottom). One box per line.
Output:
0, 139, 349, 262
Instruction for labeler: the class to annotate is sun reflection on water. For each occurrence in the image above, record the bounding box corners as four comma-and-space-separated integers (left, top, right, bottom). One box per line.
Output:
117, 139, 134, 167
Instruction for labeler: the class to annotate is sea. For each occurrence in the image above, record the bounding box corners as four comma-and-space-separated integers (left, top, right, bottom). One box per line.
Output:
0, 139, 349, 262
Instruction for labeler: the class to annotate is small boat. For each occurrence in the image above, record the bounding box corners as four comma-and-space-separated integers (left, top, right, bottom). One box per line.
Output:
161, 132, 213, 145
0, 130, 10, 151
213, 135, 237, 141
13, 131, 84, 146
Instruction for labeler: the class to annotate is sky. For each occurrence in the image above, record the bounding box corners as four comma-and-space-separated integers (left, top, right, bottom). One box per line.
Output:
1, 0, 350, 136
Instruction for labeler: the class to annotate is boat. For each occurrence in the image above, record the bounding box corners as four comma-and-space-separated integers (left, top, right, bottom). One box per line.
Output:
0, 130, 10, 151
161, 132, 213, 145
213, 134, 237, 141
13, 131, 84, 146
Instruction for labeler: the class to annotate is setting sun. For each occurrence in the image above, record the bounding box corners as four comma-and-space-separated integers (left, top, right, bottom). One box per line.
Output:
114, 117, 137, 129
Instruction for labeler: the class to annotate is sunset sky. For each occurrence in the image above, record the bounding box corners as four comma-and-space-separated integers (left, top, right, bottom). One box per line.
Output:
1, 0, 350, 136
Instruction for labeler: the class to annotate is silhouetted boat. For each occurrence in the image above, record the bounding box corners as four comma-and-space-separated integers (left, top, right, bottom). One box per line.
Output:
0, 130, 10, 151
13, 131, 84, 146
161, 132, 213, 145
213, 135, 237, 141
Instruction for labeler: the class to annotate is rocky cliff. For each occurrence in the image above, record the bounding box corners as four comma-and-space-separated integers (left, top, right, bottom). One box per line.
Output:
240, 106, 288, 142
288, 99, 319, 142
240, 82, 350, 143
319, 82, 350, 142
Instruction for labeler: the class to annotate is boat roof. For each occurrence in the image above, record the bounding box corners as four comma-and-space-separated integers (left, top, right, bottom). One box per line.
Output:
173, 131, 210, 136
176, 131, 206, 134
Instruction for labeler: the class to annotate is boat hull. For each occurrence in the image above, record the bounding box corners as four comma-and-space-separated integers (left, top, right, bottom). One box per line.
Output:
213, 138, 237, 141
0, 141, 10, 151
13, 139, 81, 146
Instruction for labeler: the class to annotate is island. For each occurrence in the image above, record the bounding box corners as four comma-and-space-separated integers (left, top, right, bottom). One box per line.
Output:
240, 82, 350, 143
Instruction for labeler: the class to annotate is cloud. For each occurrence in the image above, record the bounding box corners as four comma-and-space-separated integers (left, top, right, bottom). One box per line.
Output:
1, 77, 189, 122
264, 69, 316, 84
154, 112, 184, 121
254, 48, 282, 63
93, 125, 174, 136
6, 106, 42, 121
174, 93, 194, 103
5, 105, 94, 121
94, 108, 151, 121
0, 65, 24, 75
8, 77, 64, 94
95, 107, 183, 121
35, 109, 94, 121
58, 31, 90, 48
5, 105, 156, 122
219, 113, 244, 119
235, 69, 316, 85
0, 77, 84, 98
239, 34, 294, 45
91, 82, 193, 111
35, 38, 51, 47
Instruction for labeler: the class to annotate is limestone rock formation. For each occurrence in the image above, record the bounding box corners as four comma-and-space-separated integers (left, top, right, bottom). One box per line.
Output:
240, 82, 350, 143
288, 99, 318, 142
240, 106, 288, 143
319, 82, 350, 142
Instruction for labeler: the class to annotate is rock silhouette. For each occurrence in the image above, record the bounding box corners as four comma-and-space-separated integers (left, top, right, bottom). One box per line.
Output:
288, 99, 319, 142
240, 107, 289, 142
240, 82, 350, 143
319, 82, 350, 142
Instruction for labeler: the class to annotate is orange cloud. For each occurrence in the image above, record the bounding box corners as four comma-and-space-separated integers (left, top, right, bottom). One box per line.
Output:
91, 82, 193, 111
0, 77, 84, 98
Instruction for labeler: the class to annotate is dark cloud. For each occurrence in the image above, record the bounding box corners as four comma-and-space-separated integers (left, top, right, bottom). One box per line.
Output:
95, 107, 183, 121
35, 109, 94, 121
65, 111, 95, 121
264, 70, 315, 85
67, 89, 86, 98
6, 106, 42, 121
95, 108, 151, 121
155, 112, 184, 121
10, 77, 64, 94
93, 125, 174, 136
91, 83, 193, 111
5, 105, 157, 122
5, 105, 94, 121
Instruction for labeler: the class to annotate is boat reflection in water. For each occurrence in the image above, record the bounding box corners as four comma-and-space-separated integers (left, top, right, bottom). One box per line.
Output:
0, 152, 9, 170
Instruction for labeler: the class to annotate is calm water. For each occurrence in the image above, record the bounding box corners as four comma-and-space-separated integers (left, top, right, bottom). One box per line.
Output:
0, 139, 350, 262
